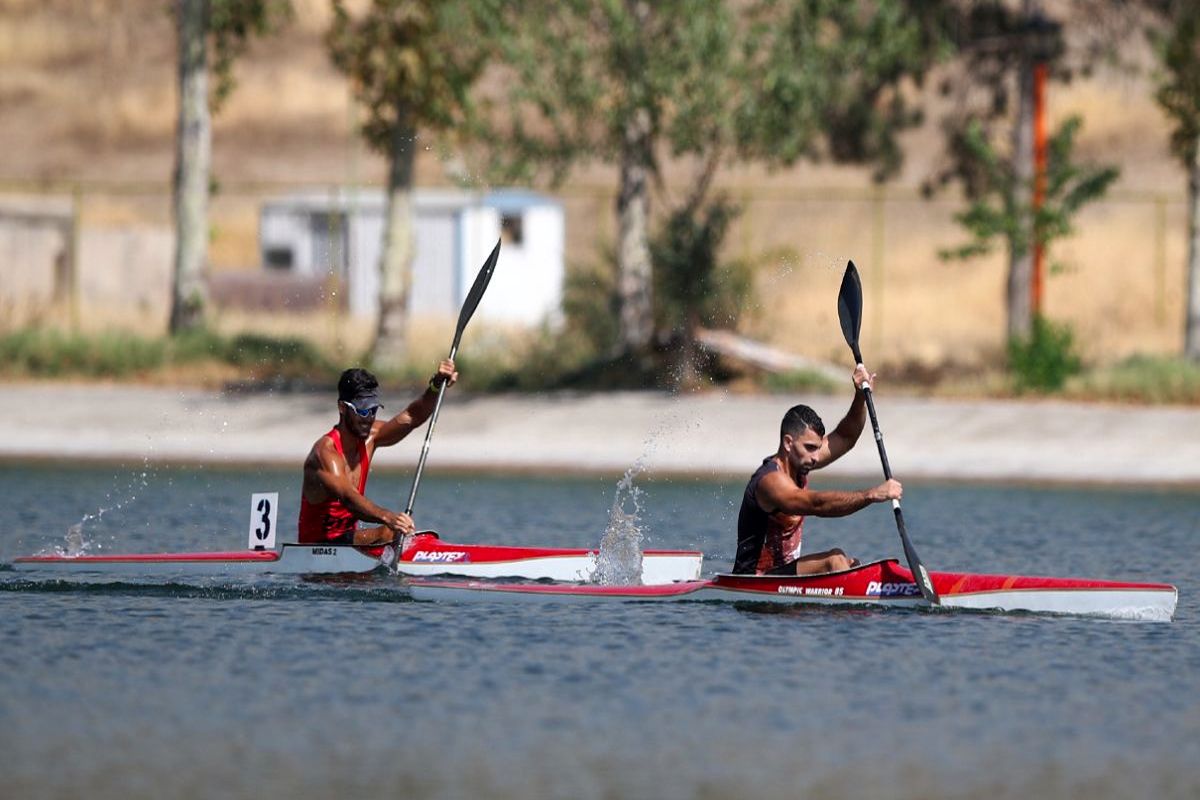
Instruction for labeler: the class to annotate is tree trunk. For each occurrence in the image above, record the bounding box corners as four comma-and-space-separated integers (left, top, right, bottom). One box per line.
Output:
170, 0, 211, 334
1007, 40, 1035, 343
370, 118, 417, 371
1186, 135, 1200, 360
615, 107, 654, 354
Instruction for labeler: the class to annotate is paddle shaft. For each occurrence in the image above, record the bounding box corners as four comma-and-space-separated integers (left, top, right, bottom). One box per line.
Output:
400, 238, 501, 520
840, 261, 938, 605
404, 344, 456, 517
857, 376, 928, 591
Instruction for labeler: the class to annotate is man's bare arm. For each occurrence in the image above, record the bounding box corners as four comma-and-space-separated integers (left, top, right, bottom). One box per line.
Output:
307, 441, 410, 531
757, 471, 901, 518
815, 365, 871, 468
372, 389, 439, 449
374, 359, 458, 448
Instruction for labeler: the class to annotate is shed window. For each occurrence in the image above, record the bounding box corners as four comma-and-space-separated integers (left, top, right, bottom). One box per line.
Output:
265, 246, 294, 270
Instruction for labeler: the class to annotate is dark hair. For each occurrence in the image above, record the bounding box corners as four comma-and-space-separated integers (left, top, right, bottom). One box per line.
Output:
337, 368, 378, 402
780, 404, 825, 439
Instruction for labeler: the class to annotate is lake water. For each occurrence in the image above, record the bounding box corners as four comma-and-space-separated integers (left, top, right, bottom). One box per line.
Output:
1, 462, 1198, 799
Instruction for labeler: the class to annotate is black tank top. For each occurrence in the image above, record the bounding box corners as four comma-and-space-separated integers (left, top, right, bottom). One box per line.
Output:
733, 457, 805, 574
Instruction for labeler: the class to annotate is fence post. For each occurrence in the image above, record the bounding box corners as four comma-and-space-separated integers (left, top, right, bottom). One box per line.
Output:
68, 184, 82, 331
1155, 193, 1167, 326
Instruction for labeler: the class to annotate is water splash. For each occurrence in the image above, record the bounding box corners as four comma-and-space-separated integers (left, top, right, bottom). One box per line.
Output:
593, 460, 647, 586
62, 523, 85, 557
53, 460, 155, 557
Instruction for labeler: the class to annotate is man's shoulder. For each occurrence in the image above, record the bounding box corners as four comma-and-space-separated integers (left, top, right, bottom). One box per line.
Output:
757, 468, 793, 489
306, 433, 341, 467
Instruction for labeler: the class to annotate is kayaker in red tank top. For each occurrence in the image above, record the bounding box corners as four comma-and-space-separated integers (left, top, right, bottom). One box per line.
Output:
298, 427, 372, 543
298, 361, 458, 546
732, 364, 903, 575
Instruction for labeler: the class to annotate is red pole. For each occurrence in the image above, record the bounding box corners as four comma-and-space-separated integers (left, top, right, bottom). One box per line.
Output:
1031, 61, 1048, 318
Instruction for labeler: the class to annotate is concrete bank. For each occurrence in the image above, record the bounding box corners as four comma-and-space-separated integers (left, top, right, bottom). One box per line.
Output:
3, 382, 1200, 486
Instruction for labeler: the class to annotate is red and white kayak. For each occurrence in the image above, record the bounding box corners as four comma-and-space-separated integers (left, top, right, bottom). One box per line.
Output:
10, 532, 704, 585
406, 558, 1178, 621
392, 533, 702, 583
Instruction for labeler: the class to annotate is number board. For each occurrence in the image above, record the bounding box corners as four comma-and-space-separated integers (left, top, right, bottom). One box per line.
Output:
248, 492, 279, 550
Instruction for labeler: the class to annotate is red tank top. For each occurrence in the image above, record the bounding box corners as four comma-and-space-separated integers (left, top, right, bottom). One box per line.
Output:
297, 427, 371, 544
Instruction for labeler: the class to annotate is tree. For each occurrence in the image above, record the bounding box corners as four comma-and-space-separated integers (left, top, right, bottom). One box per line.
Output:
170, 0, 290, 335
929, 0, 1121, 342
172, 0, 210, 334
327, 0, 493, 370
1149, 1, 1200, 360
482, 0, 947, 357
940, 116, 1119, 292
651, 194, 750, 388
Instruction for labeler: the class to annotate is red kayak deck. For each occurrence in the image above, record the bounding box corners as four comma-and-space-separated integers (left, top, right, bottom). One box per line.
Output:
14, 550, 281, 564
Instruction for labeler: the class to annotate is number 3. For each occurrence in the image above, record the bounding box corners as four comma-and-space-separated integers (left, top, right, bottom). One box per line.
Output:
255, 497, 272, 540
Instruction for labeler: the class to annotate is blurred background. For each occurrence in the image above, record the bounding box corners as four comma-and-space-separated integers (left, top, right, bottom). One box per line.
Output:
1, 0, 1198, 399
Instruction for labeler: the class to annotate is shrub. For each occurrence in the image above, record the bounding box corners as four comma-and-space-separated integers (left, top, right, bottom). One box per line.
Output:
0, 329, 166, 377
1007, 316, 1082, 393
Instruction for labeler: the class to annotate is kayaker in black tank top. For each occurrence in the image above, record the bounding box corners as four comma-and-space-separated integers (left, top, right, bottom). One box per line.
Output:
731, 365, 903, 576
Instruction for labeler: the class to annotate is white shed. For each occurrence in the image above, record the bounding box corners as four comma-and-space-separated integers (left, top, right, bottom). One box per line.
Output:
258, 188, 564, 325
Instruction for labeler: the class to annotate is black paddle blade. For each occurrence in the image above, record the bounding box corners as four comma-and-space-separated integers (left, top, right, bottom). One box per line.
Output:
452, 238, 502, 353
837, 260, 864, 364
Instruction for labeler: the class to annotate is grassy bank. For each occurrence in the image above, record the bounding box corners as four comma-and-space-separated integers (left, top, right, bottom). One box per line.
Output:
1064, 355, 1200, 404
0, 328, 339, 385
3, 328, 1199, 405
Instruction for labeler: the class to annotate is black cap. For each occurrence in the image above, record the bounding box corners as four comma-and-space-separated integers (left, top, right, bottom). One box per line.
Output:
343, 389, 381, 413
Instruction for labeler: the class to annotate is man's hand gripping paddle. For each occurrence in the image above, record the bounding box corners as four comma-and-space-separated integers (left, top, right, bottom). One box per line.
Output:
384, 239, 501, 571
837, 261, 940, 605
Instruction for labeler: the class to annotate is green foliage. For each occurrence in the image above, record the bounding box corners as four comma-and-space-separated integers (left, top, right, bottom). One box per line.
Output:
738, 0, 949, 178
1152, 2, 1200, 167
483, 0, 948, 186
0, 329, 165, 377
940, 116, 1120, 263
1068, 355, 1200, 404
222, 333, 330, 372
651, 194, 751, 337
926, 2, 1065, 197
0, 329, 334, 380
560, 256, 620, 361
207, 0, 293, 111
326, 0, 494, 154
476, 0, 949, 361
762, 369, 840, 394
1006, 316, 1082, 393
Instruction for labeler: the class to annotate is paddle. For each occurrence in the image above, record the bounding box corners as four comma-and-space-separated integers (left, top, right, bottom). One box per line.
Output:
403, 238, 502, 517
837, 260, 940, 605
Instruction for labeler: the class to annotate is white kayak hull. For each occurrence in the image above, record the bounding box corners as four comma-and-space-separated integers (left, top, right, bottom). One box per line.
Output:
10, 543, 381, 575
407, 559, 1179, 621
